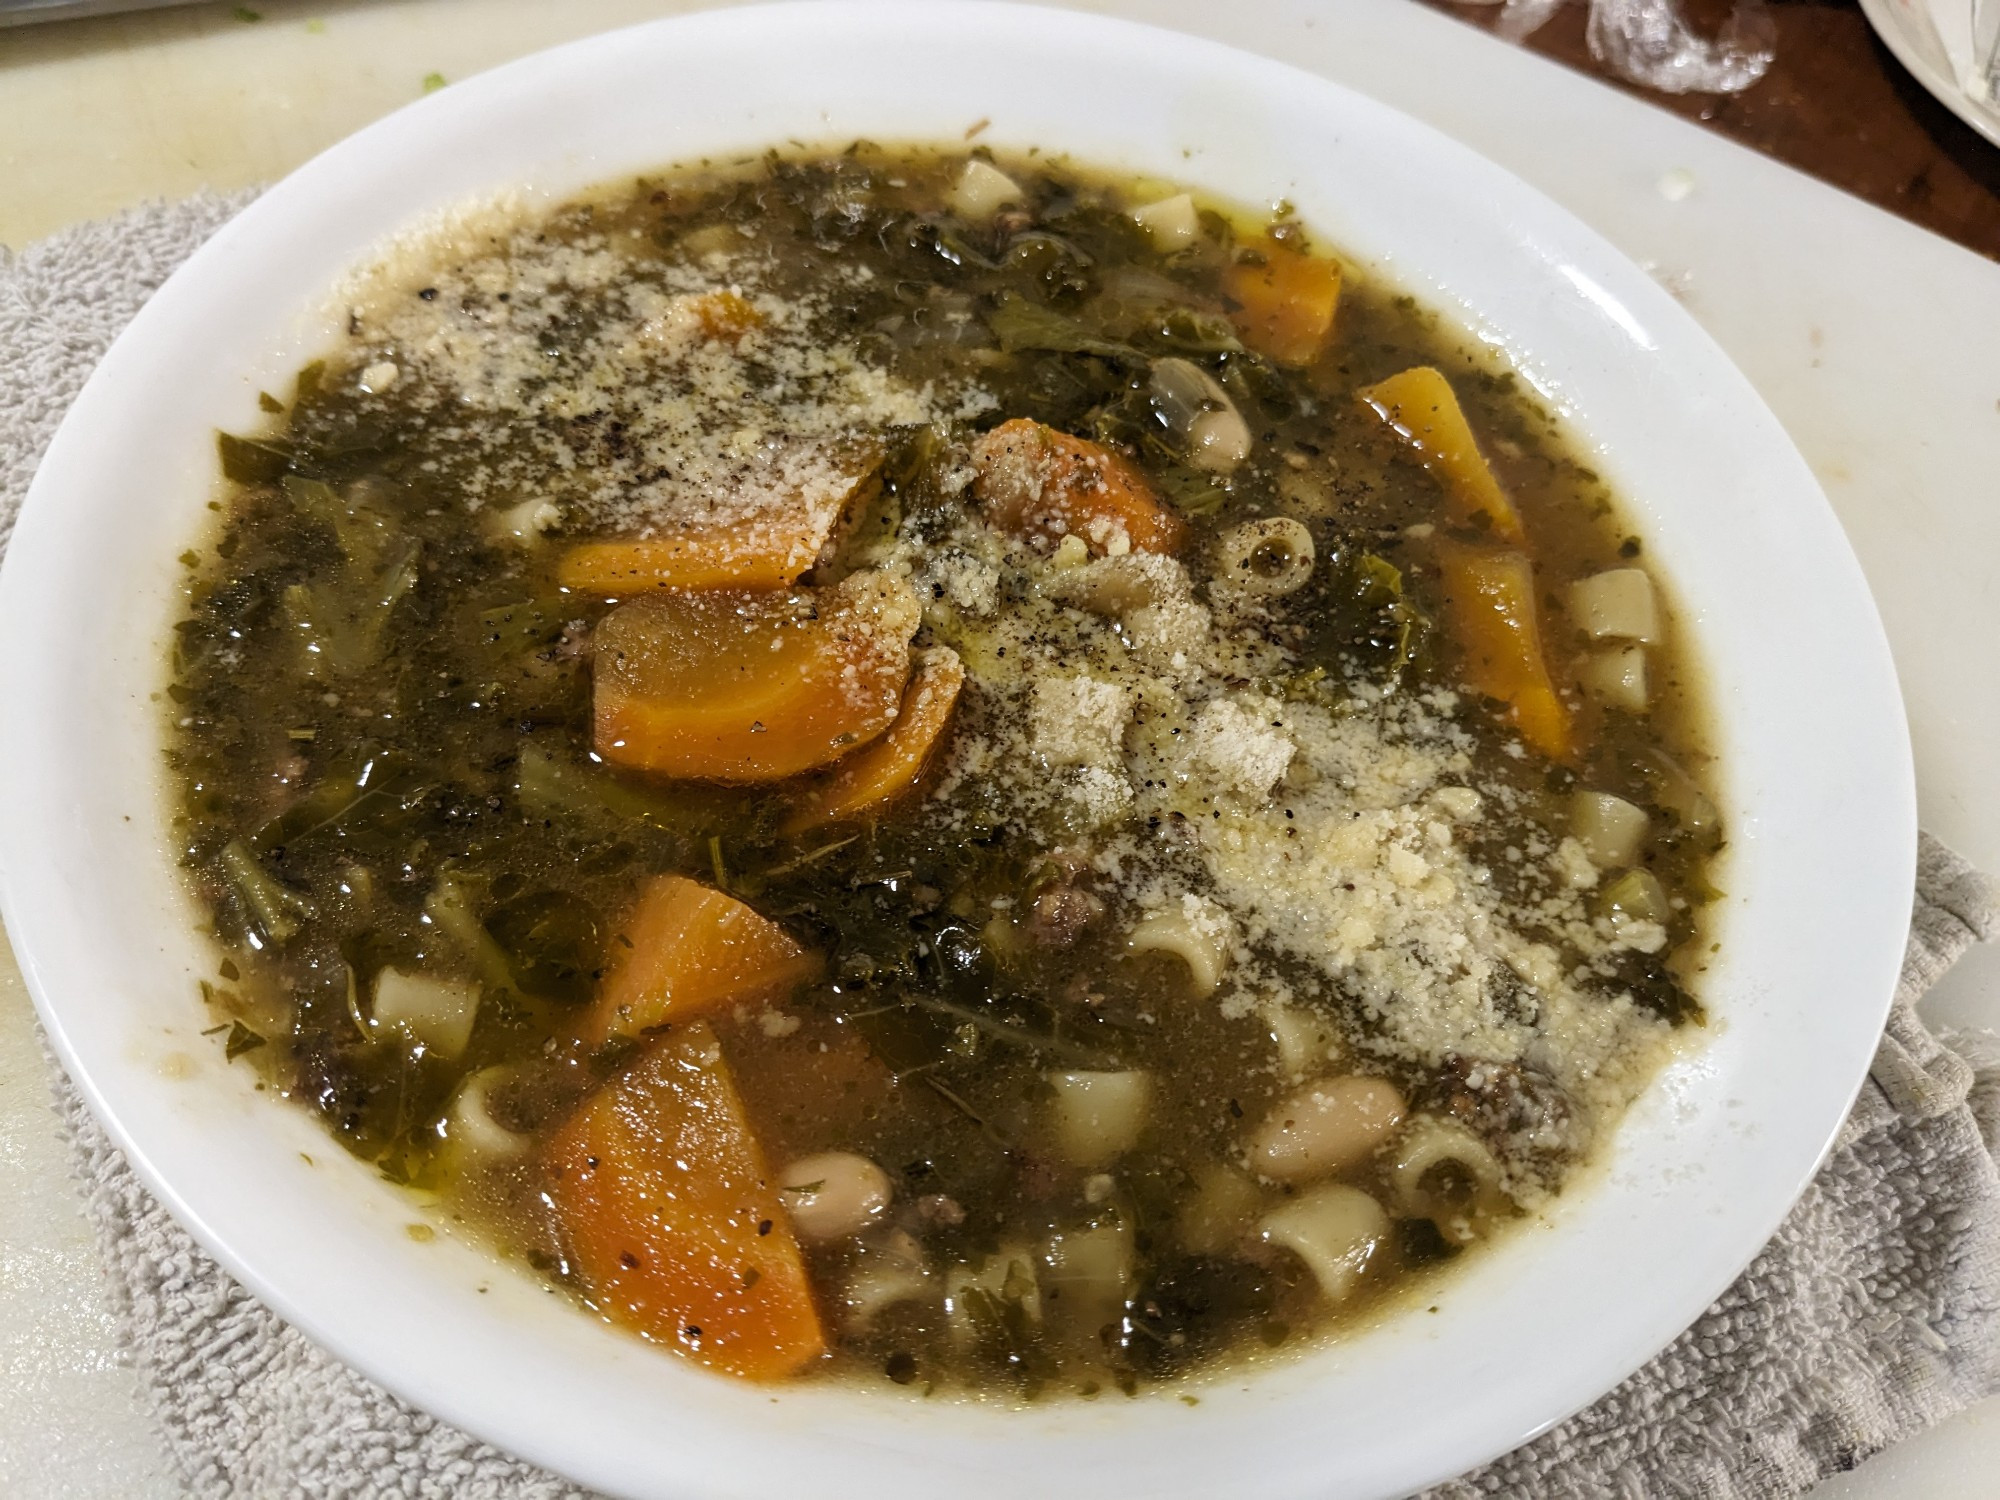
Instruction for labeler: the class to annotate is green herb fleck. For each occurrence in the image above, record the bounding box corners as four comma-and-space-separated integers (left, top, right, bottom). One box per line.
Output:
233, 6, 262, 21
223, 1021, 266, 1060
422, 71, 448, 94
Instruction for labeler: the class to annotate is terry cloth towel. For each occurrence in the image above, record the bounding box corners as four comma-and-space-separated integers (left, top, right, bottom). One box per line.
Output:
5, 195, 2000, 1500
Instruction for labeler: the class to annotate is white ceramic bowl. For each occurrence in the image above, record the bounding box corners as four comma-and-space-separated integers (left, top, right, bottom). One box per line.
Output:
0, 4, 1914, 1497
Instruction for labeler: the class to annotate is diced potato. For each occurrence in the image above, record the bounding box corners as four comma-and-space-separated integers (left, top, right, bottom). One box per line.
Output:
1046, 1070, 1154, 1169
1222, 241, 1342, 367
1568, 568, 1661, 644
546, 1025, 824, 1380
971, 418, 1188, 556
587, 875, 820, 1043
1576, 645, 1649, 713
1131, 193, 1200, 252
949, 160, 1023, 219
1359, 367, 1526, 544
559, 447, 881, 593
371, 967, 480, 1059
1435, 542, 1574, 761
593, 570, 920, 781
781, 647, 965, 834
1570, 790, 1649, 868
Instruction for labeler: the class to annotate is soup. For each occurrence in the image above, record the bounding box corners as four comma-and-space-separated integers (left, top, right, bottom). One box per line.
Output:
168, 147, 1722, 1397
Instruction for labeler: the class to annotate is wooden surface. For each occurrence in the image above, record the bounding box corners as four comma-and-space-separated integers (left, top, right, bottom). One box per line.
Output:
1429, 0, 2000, 260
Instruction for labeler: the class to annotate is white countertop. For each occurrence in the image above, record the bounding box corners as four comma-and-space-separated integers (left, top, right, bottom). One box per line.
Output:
3, 1, 1998, 1495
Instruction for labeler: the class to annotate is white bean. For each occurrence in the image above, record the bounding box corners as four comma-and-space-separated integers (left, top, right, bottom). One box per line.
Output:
1188, 406, 1253, 473
1259, 1184, 1389, 1302
778, 1151, 891, 1243
1246, 1075, 1405, 1183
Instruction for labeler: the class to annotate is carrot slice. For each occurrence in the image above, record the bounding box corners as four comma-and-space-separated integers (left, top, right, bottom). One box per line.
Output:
558, 445, 882, 594
593, 570, 920, 782
781, 647, 966, 835
1436, 541, 1574, 761
636, 288, 763, 347
547, 1023, 825, 1381
1359, 367, 1527, 544
1222, 241, 1342, 367
972, 418, 1187, 556
587, 874, 821, 1044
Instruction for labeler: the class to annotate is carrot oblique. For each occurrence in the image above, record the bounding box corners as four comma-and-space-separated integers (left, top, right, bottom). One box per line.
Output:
593, 570, 920, 782
557, 458, 882, 595
586, 874, 821, 1043
781, 647, 966, 835
1436, 541, 1574, 761
1359, 366, 1526, 545
972, 418, 1187, 556
547, 1023, 825, 1380
1221, 241, 1342, 367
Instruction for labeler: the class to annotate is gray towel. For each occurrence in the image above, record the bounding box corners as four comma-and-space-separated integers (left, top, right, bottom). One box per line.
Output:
5, 196, 1999, 1500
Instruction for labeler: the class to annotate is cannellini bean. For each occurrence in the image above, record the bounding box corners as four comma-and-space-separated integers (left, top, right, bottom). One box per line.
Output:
949, 160, 1023, 219
777, 1151, 891, 1243
1188, 406, 1253, 473
1212, 517, 1316, 598
1131, 192, 1201, 251
1246, 1075, 1405, 1183
1568, 568, 1660, 644
1047, 1070, 1154, 1169
1149, 358, 1251, 474
1575, 645, 1648, 712
1260, 1183, 1389, 1302
1386, 1116, 1509, 1244
371, 968, 480, 1059
1570, 789, 1649, 869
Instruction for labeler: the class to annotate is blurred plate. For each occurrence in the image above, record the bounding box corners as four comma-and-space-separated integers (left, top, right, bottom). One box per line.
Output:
1860, 0, 2000, 148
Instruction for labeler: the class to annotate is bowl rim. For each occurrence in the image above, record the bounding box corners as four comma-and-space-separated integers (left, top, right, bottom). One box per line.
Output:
0, 3, 1915, 1497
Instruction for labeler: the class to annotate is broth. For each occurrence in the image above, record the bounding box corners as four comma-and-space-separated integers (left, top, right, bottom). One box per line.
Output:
167, 147, 1722, 1398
